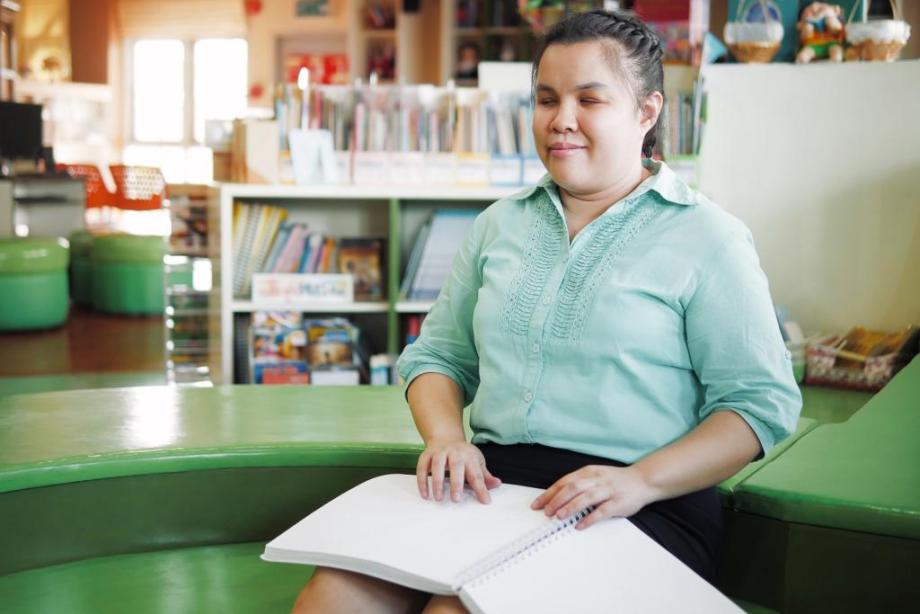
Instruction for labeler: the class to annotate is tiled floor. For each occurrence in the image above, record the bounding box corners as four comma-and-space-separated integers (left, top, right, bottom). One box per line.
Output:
0, 308, 166, 395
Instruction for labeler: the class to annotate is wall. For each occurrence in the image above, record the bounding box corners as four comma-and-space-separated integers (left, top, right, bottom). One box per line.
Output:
901, 1, 919, 60
68, 0, 112, 84
698, 60, 920, 334
245, 0, 349, 109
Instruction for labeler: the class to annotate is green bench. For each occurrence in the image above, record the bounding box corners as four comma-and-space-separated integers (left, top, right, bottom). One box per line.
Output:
723, 357, 920, 613
0, 386, 420, 612
0, 365, 916, 613
0, 543, 313, 614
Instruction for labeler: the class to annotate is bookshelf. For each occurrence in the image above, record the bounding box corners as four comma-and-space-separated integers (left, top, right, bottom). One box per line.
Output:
215, 182, 521, 384
164, 184, 218, 385
439, 0, 537, 86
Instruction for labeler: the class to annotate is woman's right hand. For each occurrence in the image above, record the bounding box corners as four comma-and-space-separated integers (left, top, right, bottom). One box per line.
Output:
416, 440, 501, 504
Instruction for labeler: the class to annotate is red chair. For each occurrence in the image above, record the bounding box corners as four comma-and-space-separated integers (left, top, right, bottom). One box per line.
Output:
56, 163, 115, 209
108, 165, 166, 211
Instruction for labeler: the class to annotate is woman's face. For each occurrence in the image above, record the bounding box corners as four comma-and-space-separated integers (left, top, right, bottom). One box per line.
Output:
533, 40, 659, 196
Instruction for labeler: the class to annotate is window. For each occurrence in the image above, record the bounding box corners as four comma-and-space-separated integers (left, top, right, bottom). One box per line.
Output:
125, 38, 247, 184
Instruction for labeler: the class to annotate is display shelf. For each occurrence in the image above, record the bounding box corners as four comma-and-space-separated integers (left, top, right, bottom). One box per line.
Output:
164, 186, 216, 386
217, 182, 514, 384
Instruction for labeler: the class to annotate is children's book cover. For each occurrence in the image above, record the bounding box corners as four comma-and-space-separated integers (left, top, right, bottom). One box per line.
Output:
251, 311, 309, 384
304, 318, 357, 370
338, 237, 385, 301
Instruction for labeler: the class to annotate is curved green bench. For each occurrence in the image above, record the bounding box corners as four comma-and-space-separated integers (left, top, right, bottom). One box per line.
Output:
0, 543, 313, 614
724, 357, 920, 613
0, 378, 914, 613
0, 386, 421, 613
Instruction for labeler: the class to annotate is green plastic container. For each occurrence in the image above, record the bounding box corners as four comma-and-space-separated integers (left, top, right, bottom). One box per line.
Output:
91, 235, 166, 315
68, 230, 95, 308
0, 237, 70, 331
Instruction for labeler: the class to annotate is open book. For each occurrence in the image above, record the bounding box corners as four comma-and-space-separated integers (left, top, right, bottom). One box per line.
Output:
263, 474, 741, 613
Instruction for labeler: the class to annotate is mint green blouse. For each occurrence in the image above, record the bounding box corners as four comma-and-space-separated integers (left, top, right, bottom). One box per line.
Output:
397, 161, 802, 463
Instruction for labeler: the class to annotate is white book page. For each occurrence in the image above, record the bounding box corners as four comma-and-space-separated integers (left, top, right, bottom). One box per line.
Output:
263, 474, 555, 595
460, 517, 742, 614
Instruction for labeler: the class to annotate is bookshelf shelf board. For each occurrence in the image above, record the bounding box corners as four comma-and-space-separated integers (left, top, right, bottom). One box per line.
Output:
220, 183, 520, 202
231, 300, 390, 314
395, 301, 434, 313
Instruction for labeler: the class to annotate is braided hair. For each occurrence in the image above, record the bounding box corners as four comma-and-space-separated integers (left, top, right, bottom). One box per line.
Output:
532, 10, 665, 159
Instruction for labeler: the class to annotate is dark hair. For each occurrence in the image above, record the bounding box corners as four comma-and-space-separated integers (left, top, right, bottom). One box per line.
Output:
532, 10, 665, 159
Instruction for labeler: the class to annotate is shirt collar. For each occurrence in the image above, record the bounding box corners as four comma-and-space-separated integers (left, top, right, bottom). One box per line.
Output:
508, 159, 698, 208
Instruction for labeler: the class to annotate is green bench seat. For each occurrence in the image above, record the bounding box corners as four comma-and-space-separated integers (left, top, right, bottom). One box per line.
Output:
722, 357, 920, 613
0, 543, 313, 614
0, 386, 421, 577
0, 542, 781, 614
736, 356, 920, 539
717, 416, 819, 507
0, 377, 911, 613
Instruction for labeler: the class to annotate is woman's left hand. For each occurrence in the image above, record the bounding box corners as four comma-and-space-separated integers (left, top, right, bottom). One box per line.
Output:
530, 465, 659, 530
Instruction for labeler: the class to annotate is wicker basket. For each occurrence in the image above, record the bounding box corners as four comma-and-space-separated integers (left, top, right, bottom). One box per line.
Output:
804, 327, 919, 392
724, 1, 784, 64
848, 39, 906, 62
845, 2, 911, 62
728, 41, 781, 63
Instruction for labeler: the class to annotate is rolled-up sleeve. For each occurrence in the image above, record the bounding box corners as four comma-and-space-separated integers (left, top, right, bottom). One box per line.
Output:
685, 229, 802, 457
396, 214, 485, 406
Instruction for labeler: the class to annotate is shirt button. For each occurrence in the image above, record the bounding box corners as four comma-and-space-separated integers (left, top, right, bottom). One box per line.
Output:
542, 296, 551, 305
524, 391, 534, 403
532, 343, 540, 353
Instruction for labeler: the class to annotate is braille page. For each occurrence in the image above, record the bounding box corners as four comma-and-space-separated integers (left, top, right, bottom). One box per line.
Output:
262, 474, 556, 595
459, 516, 743, 614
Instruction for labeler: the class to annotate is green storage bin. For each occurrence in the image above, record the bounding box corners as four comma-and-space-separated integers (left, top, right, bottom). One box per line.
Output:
0, 237, 70, 331
68, 230, 94, 308
91, 235, 166, 315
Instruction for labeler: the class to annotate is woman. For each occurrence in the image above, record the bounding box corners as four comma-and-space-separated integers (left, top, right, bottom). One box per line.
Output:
293, 9, 801, 614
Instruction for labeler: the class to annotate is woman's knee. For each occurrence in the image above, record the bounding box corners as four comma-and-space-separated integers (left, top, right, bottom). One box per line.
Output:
292, 567, 428, 614
421, 595, 468, 614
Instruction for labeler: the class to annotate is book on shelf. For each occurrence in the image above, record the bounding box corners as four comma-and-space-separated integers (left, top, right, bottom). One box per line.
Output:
248, 313, 369, 385
404, 313, 425, 345
338, 237, 385, 301
299, 83, 539, 187
399, 218, 431, 300
402, 209, 479, 301
241, 217, 386, 302
250, 311, 310, 385
305, 317, 365, 385
263, 474, 741, 614
232, 202, 288, 297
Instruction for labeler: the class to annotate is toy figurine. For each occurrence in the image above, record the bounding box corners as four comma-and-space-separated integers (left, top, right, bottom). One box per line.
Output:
796, 2, 845, 63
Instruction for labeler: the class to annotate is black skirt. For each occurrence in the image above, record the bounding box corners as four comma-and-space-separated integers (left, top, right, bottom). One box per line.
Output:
476, 442, 724, 583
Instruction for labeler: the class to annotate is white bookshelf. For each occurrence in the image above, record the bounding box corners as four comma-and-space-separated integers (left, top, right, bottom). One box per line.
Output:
216, 182, 520, 384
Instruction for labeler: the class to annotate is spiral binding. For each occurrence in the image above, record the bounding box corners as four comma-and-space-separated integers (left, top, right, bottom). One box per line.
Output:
454, 506, 594, 590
